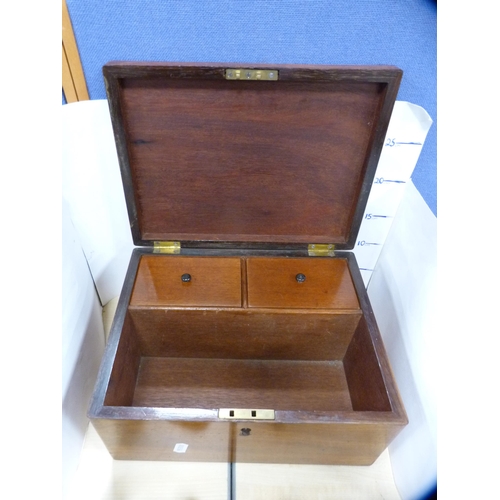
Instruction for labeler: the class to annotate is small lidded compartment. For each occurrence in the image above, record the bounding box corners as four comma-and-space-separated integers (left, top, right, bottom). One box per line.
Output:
246, 257, 360, 309
130, 255, 242, 307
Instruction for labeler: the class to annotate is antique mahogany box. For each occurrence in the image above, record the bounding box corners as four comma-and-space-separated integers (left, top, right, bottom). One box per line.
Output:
88, 62, 407, 465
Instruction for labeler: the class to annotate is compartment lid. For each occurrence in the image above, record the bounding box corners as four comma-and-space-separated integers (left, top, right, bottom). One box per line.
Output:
104, 62, 402, 250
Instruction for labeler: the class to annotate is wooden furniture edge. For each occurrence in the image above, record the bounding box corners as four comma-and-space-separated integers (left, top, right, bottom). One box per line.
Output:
62, 0, 89, 102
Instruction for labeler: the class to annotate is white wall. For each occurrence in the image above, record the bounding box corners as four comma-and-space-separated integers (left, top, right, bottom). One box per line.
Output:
62, 198, 105, 499
62, 100, 131, 498
62, 100, 134, 306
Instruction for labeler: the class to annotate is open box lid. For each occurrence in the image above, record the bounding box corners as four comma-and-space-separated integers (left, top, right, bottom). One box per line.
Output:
104, 62, 402, 251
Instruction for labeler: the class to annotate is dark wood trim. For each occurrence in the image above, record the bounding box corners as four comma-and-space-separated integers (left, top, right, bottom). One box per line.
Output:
104, 61, 402, 83
92, 405, 406, 425
134, 242, 359, 254
88, 249, 142, 417
103, 68, 143, 244
345, 71, 402, 248
345, 251, 407, 421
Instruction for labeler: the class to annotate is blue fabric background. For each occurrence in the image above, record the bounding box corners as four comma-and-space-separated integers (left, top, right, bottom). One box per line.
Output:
65, 0, 436, 214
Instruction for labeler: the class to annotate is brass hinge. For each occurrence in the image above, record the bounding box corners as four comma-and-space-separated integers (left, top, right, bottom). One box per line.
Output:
218, 409, 275, 420
153, 241, 181, 254
225, 69, 278, 81
308, 244, 335, 257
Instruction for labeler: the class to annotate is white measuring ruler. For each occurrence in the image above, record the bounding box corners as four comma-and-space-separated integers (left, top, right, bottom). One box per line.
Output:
353, 101, 433, 286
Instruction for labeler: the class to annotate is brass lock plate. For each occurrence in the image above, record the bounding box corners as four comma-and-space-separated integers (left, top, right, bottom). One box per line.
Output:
225, 69, 278, 81
218, 408, 275, 420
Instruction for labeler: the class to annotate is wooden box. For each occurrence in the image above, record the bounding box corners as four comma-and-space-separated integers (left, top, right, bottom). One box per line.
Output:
88, 62, 407, 465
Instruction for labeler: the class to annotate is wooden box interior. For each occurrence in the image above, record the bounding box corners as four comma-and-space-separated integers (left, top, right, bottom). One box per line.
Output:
103, 255, 392, 415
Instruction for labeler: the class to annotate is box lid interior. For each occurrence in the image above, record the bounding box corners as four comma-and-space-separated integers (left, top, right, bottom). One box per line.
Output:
104, 63, 401, 249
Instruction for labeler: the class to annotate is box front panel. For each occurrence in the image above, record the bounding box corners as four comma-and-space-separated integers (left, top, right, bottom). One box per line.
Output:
92, 418, 403, 465
230, 420, 404, 465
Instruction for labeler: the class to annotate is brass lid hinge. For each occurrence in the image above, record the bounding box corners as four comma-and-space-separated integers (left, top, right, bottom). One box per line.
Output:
308, 244, 335, 257
153, 241, 181, 254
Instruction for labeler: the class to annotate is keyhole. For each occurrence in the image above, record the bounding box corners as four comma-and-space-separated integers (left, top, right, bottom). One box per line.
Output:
240, 428, 251, 436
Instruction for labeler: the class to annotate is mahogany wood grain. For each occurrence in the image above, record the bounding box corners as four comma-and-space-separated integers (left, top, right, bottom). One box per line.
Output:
230, 420, 406, 465
343, 316, 391, 411
132, 357, 353, 411
92, 419, 232, 462
103, 313, 141, 406
246, 257, 359, 309
130, 255, 242, 307
128, 307, 361, 361
124, 78, 380, 243
91, 418, 404, 465
344, 251, 407, 417
103, 63, 402, 247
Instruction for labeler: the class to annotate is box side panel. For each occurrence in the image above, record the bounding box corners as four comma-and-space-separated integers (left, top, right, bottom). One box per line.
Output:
104, 312, 141, 406
88, 249, 143, 416
343, 315, 392, 411
344, 252, 407, 419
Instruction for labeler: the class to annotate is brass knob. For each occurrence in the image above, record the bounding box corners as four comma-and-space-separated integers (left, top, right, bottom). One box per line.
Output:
181, 273, 191, 282
296, 273, 306, 283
